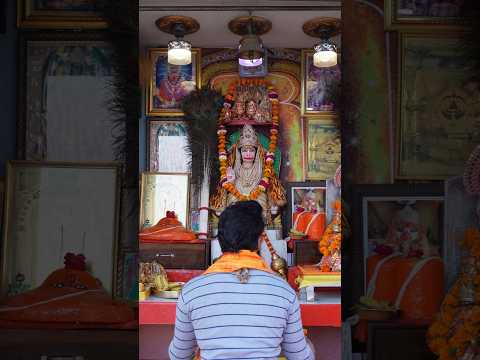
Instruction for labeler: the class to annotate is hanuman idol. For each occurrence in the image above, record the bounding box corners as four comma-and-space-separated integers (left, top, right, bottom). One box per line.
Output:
210, 124, 286, 227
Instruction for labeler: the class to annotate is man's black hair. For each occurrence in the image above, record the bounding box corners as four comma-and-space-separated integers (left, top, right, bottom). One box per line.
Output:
217, 200, 264, 253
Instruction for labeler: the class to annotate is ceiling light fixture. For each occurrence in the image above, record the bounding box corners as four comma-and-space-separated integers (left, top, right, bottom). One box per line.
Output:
229, 14, 272, 68
156, 15, 200, 66
303, 17, 341, 68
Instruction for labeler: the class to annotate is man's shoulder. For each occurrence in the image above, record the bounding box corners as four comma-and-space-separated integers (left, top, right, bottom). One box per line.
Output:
248, 270, 296, 292
181, 270, 295, 298
181, 272, 230, 292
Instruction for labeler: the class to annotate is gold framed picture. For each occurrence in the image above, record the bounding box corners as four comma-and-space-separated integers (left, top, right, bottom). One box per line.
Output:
396, 32, 478, 179
304, 115, 341, 180
17, 1, 107, 29
146, 48, 201, 117
140, 172, 190, 230
1, 161, 121, 297
385, 0, 468, 31
301, 49, 341, 116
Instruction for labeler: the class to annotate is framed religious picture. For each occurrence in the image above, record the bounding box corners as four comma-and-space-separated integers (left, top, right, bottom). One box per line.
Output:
1, 161, 121, 297
396, 33, 479, 179
117, 249, 138, 302
146, 48, 201, 116
305, 115, 341, 180
352, 184, 444, 295
147, 120, 190, 172
385, 0, 468, 31
140, 172, 190, 230
17, 0, 107, 29
282, 181, 327, 238
17, 32, 117, 161
301, 49, 341, 115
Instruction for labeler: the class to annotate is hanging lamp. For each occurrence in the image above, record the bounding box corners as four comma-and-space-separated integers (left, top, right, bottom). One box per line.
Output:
228, 14, 272, 67
303, 17, 341, 68
156, 15, 200, 66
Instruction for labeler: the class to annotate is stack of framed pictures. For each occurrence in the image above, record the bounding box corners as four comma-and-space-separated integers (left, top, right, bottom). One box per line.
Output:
142, 47, 201, 232
13, 2, 135, 301
300, 49, 341, 181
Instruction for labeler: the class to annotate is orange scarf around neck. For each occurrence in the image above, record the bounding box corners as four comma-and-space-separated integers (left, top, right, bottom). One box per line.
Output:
204, 250, 273, 274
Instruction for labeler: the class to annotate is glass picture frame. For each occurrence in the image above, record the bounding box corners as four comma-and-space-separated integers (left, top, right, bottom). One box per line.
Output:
18, 32, 117, 162
146, 48, 201, 116
147, 120, 190, 173
1, 161, 121, 297
301, 49, 341, 116
396, 33, 478, 179
140, 172, 190, 230
304, 115, 341, 180
385, 0, 468, 31
17, 0, 107, 29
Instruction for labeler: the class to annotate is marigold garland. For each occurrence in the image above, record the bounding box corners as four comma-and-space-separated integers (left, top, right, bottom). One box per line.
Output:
427, 228, 480, 359
319, 200, 342, 257
218, 78, 279, 201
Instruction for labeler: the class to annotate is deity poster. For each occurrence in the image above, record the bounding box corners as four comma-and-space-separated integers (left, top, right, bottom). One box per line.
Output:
146, 48, 201, 116
397, 34, 479, 179
305, 117, 341, 180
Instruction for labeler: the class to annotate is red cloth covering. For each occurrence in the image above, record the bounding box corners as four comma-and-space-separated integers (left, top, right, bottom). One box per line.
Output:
139, 211, 197, 243
0, 255, 135, 329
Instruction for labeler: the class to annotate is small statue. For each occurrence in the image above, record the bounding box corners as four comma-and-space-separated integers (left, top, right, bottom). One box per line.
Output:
246, 100, 257, 118
233, 99, 245, 116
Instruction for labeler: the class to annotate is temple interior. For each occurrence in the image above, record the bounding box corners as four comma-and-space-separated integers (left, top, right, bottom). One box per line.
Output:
1, 0, 479, 359
138, 2, 342, 358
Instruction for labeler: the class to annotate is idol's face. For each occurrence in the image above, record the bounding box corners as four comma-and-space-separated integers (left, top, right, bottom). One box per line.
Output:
240, 146, 256, 164
395, 221, 419, 242
168, 70, 181, 83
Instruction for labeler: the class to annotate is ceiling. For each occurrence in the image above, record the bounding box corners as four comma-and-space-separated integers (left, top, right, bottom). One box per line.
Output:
139, 1, 342, 50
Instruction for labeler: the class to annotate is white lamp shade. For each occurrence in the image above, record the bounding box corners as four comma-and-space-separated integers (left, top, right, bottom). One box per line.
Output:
238, 57, 263, 67
168, 48, 192, 65
313, 50, 337, 68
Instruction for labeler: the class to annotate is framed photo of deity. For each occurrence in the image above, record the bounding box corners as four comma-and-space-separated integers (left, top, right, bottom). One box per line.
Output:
305, 115, 341, 180
396, 33, 478, 179
140, 172, 190, 230
1, 161, 121, 298
146, 48, 201, 117
351, 184, 444, 296
147, 120, 190, 172
385, 0, 469, 31
17, 0, 107, 29
301, 49, 341, 116
17, 31, 118, 161
284, 182, 327, 236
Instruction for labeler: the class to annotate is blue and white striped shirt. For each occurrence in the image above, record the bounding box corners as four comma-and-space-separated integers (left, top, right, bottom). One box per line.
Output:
168, 270, 314, 360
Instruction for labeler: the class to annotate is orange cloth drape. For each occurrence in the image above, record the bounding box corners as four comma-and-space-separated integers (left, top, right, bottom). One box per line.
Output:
204, 250, 273, 274
292, 211, 326, 240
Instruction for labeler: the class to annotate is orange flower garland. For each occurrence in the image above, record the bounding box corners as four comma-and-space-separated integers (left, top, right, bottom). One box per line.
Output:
427, 228, 480, 359
218, 78, 280, 201
319, 199, 342, 257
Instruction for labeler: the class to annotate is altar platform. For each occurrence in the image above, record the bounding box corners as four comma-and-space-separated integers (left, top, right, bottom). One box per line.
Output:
139, 290, 340, 360
140, 291, 340, 327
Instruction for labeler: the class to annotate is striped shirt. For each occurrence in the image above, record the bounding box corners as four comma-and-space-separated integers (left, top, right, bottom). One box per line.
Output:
168, 270, 314, 360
